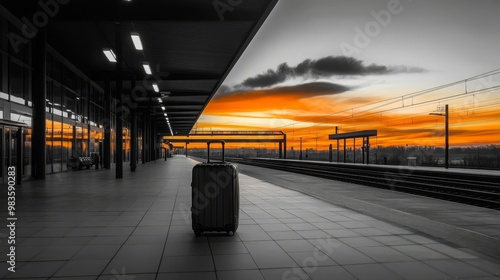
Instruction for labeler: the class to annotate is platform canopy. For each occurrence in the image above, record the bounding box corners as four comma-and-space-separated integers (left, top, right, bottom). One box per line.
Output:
164, 131, 286, 143
329, 130, 378, 140
1, 0, 278, 135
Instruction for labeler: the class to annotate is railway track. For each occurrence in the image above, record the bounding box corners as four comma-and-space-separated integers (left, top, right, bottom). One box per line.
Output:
225, 157, 500, 210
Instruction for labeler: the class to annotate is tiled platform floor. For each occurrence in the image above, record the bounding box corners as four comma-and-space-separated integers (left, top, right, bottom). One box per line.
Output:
1, 156, 499, 279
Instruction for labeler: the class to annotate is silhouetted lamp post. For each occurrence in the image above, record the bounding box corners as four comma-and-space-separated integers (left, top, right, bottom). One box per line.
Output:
430, 104, 449, 169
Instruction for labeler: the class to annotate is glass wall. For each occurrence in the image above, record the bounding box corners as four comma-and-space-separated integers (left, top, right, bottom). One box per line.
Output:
52, 120, 63, 173
0, 16, 34, 180
44, 52, 106, 174
0, 21, 32, 107
62, 122, 73, 172
1, 12, 127, 177
46, 119, 53, 173
90, 128, 103, 154
23, 127, 32, 177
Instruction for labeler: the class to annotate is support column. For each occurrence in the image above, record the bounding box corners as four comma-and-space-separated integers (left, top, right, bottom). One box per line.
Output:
150, 120, 156, 161
278, 142, 282, 159
141, 110, 147, 164
115, 22, 123, 178
131, 108, 137, 171
366, 136, 370, 165
103, 80, 111, 169
283, 134, 287, 159
335, 126, 339, 163
362, 137, 365, 164
146, 111, 151, 162
343, 139, 346, 163
32, 28, 47, 179
353, 138, 356, 164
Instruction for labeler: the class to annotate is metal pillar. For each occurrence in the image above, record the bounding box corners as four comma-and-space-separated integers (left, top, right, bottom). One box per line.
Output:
131, 109, 137, 171
283, 134, 287, 159
366, 136, 370, 165
147, 112, 151, 162
362, 137, 365, 164
103, 80, 111, 169
32, 27, 47, 179
336, 126, 339, 163
343, 139, 346, 163
151, 121, 156, 161
278, 142, 282, 159
141, 110, 147, 164
115, 22, 123, 178
353, 138, 356, 164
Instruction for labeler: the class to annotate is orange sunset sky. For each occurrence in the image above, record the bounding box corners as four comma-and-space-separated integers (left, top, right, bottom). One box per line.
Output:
194, 78, 500, 150
193, 0, 500, 150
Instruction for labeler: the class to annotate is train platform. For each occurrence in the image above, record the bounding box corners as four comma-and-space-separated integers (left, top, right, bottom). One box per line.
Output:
1, 155, 499, 279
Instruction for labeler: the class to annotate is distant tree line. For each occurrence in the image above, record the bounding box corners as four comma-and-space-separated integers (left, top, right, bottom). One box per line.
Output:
184, 145, 500, 169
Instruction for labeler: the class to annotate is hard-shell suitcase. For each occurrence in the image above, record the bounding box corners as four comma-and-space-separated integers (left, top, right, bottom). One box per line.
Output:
191, 140, 239, 236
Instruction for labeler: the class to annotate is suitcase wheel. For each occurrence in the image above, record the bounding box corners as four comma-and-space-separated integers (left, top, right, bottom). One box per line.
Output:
194, 230, 202, 237
227, 231, 234, 236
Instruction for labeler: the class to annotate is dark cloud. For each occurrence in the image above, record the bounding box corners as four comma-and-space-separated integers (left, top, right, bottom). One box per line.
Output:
241, 63, 293, 88
269, 82, 350, 95
215, 82, 350, 99
239, 55, 424, 88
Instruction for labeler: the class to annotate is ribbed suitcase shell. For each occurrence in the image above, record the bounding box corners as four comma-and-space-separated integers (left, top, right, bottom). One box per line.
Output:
191, 141, 239, 236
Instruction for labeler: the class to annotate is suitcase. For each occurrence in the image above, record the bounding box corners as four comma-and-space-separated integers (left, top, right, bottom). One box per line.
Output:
191, 140, 239, 236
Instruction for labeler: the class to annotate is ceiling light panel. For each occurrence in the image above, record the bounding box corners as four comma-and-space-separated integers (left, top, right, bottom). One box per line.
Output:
130, 32, 143, 50
143, 63, 152, 75
103, 48, 116, 62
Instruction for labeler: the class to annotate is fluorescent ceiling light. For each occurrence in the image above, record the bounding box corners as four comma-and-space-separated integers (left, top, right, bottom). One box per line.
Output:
161, 106, 165, 111
157, 97, 162, 103
103, 48, 117, 62
164, 113, 167, 116
130, 33, 143, 50
143, 63, 152, 75
152, 83, 159, 93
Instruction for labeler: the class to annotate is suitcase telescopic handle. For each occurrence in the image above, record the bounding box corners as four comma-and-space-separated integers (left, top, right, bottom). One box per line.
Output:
207, 140, 225, 163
